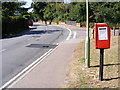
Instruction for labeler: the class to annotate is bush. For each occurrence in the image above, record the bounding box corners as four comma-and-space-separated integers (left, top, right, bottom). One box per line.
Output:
80, 21, 86, 27
2, 16, 29, 38
89, 22, 94, 28
53, 18, 59, 24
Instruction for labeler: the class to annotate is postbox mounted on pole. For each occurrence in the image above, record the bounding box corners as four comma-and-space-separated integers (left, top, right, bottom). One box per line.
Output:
94, 23, 111, 81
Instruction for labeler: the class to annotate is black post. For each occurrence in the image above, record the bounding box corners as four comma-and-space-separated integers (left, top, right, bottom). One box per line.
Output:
99, 49, 104, 81
113, 27, 115, 36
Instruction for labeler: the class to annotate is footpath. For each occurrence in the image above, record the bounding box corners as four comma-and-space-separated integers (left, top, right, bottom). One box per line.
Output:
8, 24, 86, 88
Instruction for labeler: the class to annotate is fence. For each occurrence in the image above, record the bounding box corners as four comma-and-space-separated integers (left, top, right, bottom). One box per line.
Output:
111, 27, 120, 36
65, 21, 76, 26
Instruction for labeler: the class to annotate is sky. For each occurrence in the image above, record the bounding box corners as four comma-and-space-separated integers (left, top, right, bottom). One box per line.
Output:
21, 0, 32, 8
19, 0, 71, 8
18, 0, 71, 12
18, 0, 33, 12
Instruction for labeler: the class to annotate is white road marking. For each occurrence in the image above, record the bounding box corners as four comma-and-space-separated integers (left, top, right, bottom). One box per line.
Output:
0, 49, 53, 89
0, 49, 6, 52
26, 44, 31, 47
73, 32, 77, 39
50, 25, 72, 41
66, 28, 72, 40
56, 43, 59, 45
0, 42, 63, 89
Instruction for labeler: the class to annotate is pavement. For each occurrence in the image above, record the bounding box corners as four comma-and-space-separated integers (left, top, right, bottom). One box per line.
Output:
7, 24, 86, 88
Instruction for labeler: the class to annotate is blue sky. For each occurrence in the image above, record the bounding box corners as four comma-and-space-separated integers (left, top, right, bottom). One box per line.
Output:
18, 0, 71, 12
19, 0, 32, 8
18, 0, 33, 12
19, 0, 71, 8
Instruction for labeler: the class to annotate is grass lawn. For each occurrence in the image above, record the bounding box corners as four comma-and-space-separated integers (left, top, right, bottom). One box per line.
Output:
63, 36, 119, 88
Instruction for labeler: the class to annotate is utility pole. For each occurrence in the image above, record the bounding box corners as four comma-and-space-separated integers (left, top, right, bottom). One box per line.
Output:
85, 0, 90, 68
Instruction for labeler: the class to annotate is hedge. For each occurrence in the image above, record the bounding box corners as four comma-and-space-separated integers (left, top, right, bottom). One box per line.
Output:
2, 16, 29, 38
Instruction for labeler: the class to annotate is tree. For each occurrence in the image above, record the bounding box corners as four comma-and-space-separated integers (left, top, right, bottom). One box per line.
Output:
19, 7, 30, 16
32, 1, 120, 27
112, 2, 120, 23
90, 2, 120, 23
2, 2, 26, 17
43, 3, 57, 24
68, 2, 86, 22
54, 3, 66, 22
31, 2, 47, 21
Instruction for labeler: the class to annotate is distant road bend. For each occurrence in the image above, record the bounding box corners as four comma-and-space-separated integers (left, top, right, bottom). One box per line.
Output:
1, 22, 69, 86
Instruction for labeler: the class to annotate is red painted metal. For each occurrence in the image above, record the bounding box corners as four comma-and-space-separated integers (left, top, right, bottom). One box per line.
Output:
94, 23, 111, 49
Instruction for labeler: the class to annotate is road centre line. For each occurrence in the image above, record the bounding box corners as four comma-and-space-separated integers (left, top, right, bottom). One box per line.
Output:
73, 32, 77, 39
0, 49, 6, 52
51, 25, 72, 41
66, 28, 72, 40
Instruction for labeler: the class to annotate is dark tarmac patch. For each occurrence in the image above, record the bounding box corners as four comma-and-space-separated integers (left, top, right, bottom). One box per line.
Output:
26, 44, 58, 49
32, 36, 41, 38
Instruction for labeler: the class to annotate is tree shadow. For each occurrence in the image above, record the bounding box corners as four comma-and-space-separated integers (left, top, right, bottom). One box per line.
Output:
2, 23, 59, 39
24, 30, 60, 35
32, 24, 47, 26
3, 29, 60, 39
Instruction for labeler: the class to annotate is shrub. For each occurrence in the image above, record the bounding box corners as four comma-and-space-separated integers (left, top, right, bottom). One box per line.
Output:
80, 21, 86, 27
89, 22, 94, 28
2, 16, 29, 38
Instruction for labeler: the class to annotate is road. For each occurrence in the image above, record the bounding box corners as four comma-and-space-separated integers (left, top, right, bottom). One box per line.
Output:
8, 24, 86, 88
1, 23, 69, 86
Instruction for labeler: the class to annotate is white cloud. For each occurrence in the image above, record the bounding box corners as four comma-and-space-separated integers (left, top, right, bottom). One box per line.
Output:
19, 0, 32, 8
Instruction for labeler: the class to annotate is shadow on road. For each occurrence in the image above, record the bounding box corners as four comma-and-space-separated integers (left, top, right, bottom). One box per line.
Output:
24, 30, 60, 35
3, 26, 61, 39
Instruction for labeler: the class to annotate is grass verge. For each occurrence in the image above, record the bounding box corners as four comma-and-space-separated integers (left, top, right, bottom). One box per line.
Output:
63, 36, 119, 88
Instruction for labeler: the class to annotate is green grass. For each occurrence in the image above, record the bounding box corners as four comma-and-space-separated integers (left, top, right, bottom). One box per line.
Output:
64, 36, 119, 88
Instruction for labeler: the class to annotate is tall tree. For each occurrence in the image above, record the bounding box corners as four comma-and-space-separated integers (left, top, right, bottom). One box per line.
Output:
32, 2, 47, 21
2, 2, 26, 17
68, 2, 86, 22
55, 3, 66, 22
43, 3, 57, 24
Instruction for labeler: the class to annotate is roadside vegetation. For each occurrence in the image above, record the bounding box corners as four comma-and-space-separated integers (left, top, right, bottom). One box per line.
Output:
32, 2, 120, 28
1, 2, 37, 38
2, 1, 120, 38
63, 36, 119, 88
2, 2, 28, 38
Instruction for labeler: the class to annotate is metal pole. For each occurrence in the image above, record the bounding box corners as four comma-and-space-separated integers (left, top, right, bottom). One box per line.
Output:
99, 49, 104, 81
85, 0, 90, 68
119, 27, 120, 35
113, 27, 115, 36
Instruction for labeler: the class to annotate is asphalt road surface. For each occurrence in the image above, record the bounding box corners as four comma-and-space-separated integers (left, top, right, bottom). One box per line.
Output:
1, 23, 69, 86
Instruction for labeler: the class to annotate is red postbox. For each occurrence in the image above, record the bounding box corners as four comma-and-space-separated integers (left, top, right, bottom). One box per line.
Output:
94, 23, 111, 81
94, 23, 111, 49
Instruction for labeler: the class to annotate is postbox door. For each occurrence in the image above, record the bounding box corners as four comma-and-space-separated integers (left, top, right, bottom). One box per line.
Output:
94, 23, 110, 49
